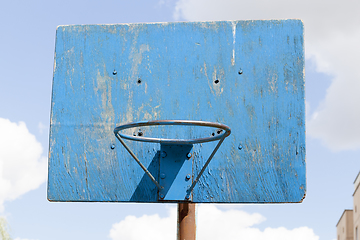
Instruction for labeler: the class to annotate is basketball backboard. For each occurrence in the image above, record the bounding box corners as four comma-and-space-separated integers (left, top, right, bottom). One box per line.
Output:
48, 20, 306, 203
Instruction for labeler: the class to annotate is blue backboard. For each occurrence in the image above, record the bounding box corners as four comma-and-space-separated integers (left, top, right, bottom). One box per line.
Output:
48, 20, 306, 203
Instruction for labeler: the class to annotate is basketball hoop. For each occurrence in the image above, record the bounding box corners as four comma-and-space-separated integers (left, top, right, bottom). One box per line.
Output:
114, 120, 231, 196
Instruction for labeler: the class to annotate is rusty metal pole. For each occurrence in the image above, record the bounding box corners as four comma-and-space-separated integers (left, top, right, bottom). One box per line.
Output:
177, 202, 196, 240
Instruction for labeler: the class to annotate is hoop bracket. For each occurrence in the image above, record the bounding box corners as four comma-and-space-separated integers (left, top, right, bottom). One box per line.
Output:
114, 120, 231, 201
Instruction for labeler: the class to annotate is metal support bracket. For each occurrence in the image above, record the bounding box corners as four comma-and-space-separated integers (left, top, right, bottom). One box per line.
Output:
159, 144, 193, 201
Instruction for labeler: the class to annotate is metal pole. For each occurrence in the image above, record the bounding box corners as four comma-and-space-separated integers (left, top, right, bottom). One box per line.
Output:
177, 202, 196, 240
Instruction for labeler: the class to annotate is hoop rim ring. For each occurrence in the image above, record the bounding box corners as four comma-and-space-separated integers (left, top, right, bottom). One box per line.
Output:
114, 120, 231, 144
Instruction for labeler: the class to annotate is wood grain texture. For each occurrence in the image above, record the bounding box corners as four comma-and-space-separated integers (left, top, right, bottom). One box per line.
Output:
48, 20, 306, 203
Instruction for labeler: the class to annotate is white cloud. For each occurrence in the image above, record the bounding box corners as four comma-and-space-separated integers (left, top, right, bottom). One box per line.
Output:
109, 205, 319, 240
306, 30, 360, 151
109, 207, 177, 240
0, 118, 47, 212
307, 66, 360, 151
197, 204, 265, 239
173, 0, 360, 151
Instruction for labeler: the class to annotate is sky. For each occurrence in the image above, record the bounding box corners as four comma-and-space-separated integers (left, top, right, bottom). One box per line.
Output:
0, 0, 359, 239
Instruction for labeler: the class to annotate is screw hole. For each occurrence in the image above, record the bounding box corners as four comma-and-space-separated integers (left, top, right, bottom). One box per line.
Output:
211, 132, 215, 136
214, 79, 219, 84
238, 69, 243, 75
138, 131, 143, 137
113, 70, 117, 75
137, 78, 142, 84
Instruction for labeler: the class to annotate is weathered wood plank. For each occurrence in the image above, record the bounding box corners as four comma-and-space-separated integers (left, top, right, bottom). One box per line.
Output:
48, 20, 305, 203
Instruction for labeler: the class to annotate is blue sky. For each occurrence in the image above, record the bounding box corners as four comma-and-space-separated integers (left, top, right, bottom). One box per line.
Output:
0, 0, 359, 239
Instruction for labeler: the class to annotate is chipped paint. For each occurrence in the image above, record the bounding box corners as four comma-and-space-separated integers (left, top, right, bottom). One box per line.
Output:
130, 44, 150, 78
96, 67, 115, 126
231, 21, 236, 66
125, 90, 134, 123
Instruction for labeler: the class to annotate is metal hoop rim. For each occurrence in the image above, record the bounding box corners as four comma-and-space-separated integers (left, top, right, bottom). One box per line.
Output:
114, 120, 231, 144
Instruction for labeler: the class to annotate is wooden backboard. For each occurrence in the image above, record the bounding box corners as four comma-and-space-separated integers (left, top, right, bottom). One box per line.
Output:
48, 20, 306, 203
